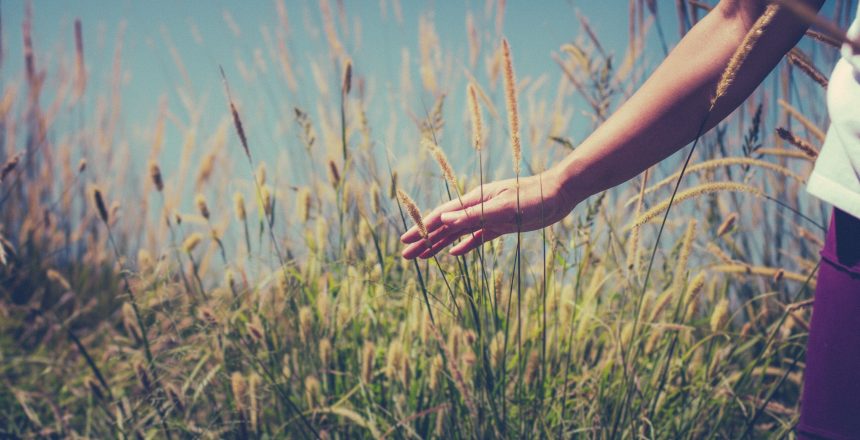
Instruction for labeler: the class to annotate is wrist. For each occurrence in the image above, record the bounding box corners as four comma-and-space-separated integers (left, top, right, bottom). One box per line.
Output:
548, 151, 595, 210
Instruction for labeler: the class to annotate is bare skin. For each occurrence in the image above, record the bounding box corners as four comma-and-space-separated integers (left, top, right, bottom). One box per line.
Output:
401, 0, 824, 260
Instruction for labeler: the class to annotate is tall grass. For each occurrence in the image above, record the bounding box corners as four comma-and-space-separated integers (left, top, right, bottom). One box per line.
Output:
0, 1, 845, 438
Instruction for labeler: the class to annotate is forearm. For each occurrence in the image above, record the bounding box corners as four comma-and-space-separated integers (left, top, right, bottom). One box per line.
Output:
553, 0, 823, 204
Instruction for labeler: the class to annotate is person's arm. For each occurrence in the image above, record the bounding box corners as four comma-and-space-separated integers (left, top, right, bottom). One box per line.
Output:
401, 0, 823, 259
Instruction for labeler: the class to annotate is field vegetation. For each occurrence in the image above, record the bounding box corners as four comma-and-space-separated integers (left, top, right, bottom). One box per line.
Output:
0, 0, 851, 438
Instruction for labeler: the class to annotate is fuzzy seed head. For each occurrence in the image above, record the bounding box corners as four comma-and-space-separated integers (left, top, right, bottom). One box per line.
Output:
328, 160, 341, 188
716, 212, 738, 237
501, 38, 521, 175
299, 306, 313, 343
92, 187, 109, 223
182, 232, 203, 253
396, 189, 427, 238
231, 372, 246, 412
361, 341, 375, 383
342, 59, 352, 95
423, 137, 458, 189
195, 194, 210, 220
710, 298, 730, 332
1, 155, 20, 182
370, 183, 381, 214
304, 376, 321, 408
261, 185, 273, 217
319, 338, 332, 367
233, 192, 246, 221
149, 162, 164, 192
297, 187, 312, 222
712, 5, 779, 108
467, 83, 483, 150
255, 163, 267, 186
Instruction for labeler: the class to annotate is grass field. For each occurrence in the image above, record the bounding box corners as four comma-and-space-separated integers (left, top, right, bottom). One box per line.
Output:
0, 1, 852, 438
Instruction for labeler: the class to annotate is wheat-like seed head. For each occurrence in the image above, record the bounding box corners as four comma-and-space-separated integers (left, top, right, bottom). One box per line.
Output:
196, 153, 215, 188
92, 187, 109, 224
467, 83, 483, 150
423, 137, 458, 189
712, 5, 779, 109
716, 212, 738, 237
385, 339, 409, 387
74, 19, 87, 98
502, 38, 521, 175
649, 287, 676, 323
233, 192, 246, 221
710, 298, 730, 332
195, 194, 210, 220
684, 271, 707, 322
328, 159, 341, 188
674, 219, 697, 289
297, 187, 312, 222
299, 306, 313, 344
305, 376, 323, 408
319, 338, 332, 366
624, 157, 805, 209
711, 264, 816, 286
182, 233, 203, 253
629, 182, 763, 229
261, 185, 273, 217
220, 67, 252, 161
231, 372, 246, 413
775, 127, 819, 158
788, 49, 828, 88
342, 59, 352, 95
626, 170, 649, 270
149, 162, 164, 192
396, 189, 427, 238
466, 13, 479, 67
46, 268, 71, 291
361, 341, 375, 383
1, 154, 20, 182
370, 183, 381, 214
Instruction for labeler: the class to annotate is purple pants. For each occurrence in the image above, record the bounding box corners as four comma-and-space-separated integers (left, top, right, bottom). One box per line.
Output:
798, 209, 860, 439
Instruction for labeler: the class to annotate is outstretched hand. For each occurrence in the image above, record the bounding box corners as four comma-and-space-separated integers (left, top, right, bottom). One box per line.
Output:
400, 169, 579, 259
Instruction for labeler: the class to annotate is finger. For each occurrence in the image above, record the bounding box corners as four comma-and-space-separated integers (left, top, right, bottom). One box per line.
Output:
440, 198, 508, 234
400, 186, 488, 244
401, 225, 451, 259
401, 239, 428, 259
417, 218, 491, 259
450, 229, 501, 256
417, 232, 465, 259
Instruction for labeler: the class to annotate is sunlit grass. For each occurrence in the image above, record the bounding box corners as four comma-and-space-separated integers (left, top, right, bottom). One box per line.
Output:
0, 1, 837, 438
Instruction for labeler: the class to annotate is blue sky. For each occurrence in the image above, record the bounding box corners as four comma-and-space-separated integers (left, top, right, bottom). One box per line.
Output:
0, 1, 853, 189
0, 2, 663, 168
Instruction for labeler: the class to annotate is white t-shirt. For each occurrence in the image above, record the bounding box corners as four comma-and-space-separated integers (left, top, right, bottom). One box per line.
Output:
807, 8, 860, 219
